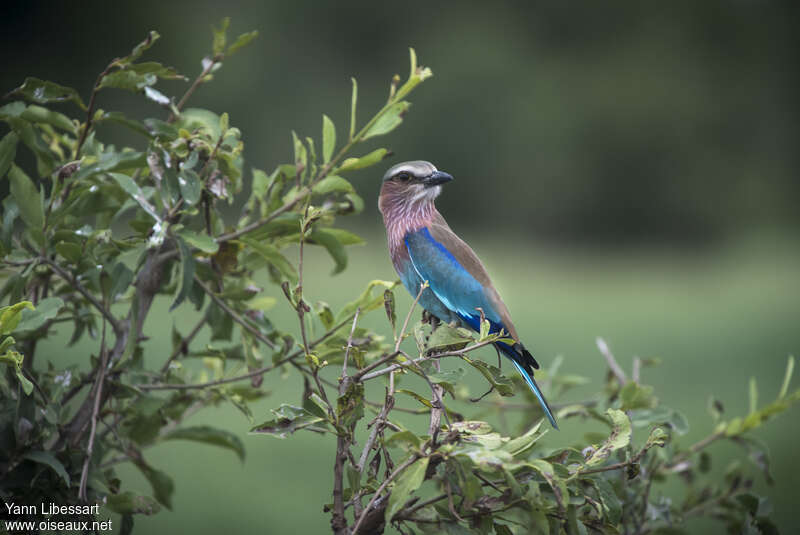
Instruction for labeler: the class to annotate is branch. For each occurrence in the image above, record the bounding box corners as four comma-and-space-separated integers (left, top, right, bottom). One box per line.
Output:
342, 308, 361, 378
136, 315, 355, 390
170, 55, 221, 122
358, 338, 497, 382
357, 371, 396, 472
194, 275, 277, 349
664, 431, 725, 471
216, 187, 310, 244
332, 310, 362, 535
596, 337, 627, 385
395, 282, 427, 353
353, 454, 421, 534
75, 61, 115, 156
160, 316, 206, 374
79, 319, 109, 501
40, 257, 122, 335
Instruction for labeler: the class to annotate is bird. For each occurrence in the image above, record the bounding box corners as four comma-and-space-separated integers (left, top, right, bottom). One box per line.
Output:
378, 160, 558, 429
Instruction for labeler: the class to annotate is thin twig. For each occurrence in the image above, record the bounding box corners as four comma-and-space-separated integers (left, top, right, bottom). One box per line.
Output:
393, 493, 448, 521
40, 257, 122, 335
160, 316, 206, 374
194, 275, 277, 349
353, 454, 420, 534
171, 56, 221, 122
216, 187, 310, 243
357, 371, 396, 472
596, 337, 627, 385
75, 61, 116, 156
632, 356, 641, 383
395, 282, 427, 353
353, 350, 401, 380
79, 318, 109, 501
664, 431, 725, 470
358, 339, 496, 382
342, 308, 360, 377
136, 316, 355, 390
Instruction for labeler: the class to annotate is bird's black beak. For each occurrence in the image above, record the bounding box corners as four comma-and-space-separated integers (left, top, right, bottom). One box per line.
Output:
424, 170, 453, 187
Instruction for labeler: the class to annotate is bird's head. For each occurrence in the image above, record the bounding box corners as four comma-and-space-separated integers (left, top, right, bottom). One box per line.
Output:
378, 161, 453, 215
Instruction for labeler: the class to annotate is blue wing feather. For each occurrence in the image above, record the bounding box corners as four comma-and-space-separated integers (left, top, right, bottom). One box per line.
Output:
404, 226, 558, 429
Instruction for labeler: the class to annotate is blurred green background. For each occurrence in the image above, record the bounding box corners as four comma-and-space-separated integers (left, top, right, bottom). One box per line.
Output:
4, 1, 799, 533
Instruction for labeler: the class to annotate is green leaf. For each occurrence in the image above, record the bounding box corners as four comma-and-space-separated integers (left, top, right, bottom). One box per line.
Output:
74, 151, 146, 181
349, 77, 358, 140
8, 165, 43, 230
135, 462, 175, 510
312, 175, 353, 196
451, 421, 493, 434
619, 381, 657, 410
526, 459, 568, 511
749, 377, 758, 414
323, 228, 364, 245
463, 357, 514, 396
583, 409, 632, 467
122, 30, 161, 64
0, 131, 19, 179
98, 111, 151, 138
55, 241, 82, 264
502, 421, 545, 457
6, 77, 86, 109
363, 101, 411, 140
143, 118, 179, 140
170, 237, 195, 311
336, 148, 389, 173
384, 289, 396, 331
291, 131, 307, 176
779, 355, 794, 399
396, 388, 433, 409
337, 279, 398, 321
384, 430, 422, 451
308, 228, 347, 274
0, 301, 34, 335
644, 426, 669, 449
385, 457, 429, 522
239, 237, 298, 284
162, 425, 245, 461
109, 172, 160, 221
20, 105, 76, 133
109, 262, 135, 300
177, 168, 202, 205
177, 229, 219, 254
14, 360, 33, 396
0, 101, 26, 120
250, 404, 326, 438
226, 30, 259, 56
98, 71, 157, 92
593, 479, 622, 525
144, 86, 170, 106
7, 117, 56, 176
23, 451, 70, 486
16, 297, 64, 331
316, 301, 334, 330
337, 381, 364, 428
322, 114, 336, 164
212, 17, 231, 55
106, 492, 161, 515
426, 324, 472, 354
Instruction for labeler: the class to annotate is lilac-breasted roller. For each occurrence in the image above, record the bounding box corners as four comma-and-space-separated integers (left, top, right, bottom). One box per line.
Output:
378, 161, 558, 429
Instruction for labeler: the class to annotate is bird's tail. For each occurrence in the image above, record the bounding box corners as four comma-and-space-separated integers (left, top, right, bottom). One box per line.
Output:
509, 357, 559, 430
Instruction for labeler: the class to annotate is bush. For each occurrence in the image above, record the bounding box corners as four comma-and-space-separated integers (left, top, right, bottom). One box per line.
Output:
1, 20, 797, 534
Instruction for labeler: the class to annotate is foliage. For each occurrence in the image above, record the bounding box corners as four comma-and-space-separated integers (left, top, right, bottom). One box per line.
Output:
1, 19, 797, 535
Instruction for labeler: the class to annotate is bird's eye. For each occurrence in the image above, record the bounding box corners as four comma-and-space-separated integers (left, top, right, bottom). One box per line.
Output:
395, 172, 411, 181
